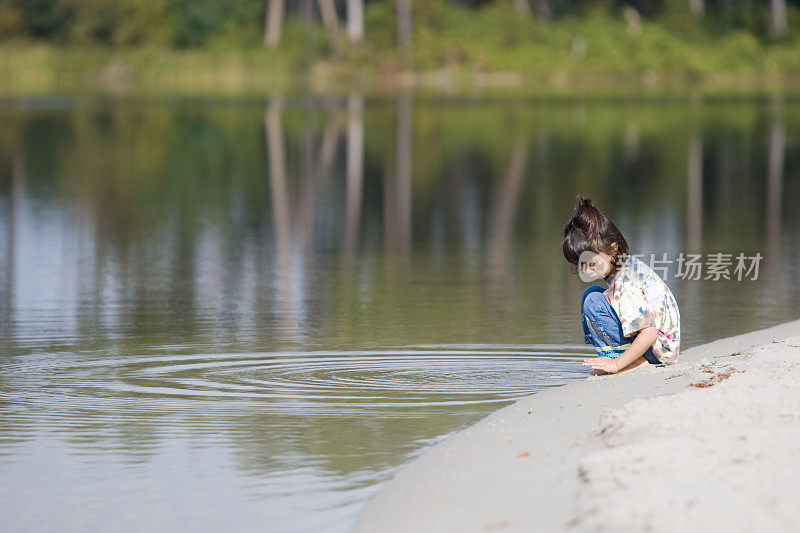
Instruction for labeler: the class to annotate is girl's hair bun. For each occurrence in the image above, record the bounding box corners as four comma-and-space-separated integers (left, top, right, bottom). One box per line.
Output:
576, 195, 593, 210
568, 195, 603, 234
562, 195, 628, 266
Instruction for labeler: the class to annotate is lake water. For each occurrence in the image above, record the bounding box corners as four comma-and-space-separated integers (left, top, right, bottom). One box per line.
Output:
1, 95, 799, 532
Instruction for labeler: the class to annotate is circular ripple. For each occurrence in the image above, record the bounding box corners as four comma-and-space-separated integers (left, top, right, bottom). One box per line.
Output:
4, 345, 592, 416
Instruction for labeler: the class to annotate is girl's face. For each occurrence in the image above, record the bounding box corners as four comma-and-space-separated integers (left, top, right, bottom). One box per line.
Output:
578, 250, 615, 281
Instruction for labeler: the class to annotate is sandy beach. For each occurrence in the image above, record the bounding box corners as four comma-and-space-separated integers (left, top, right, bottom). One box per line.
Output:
353, 319, 800, 532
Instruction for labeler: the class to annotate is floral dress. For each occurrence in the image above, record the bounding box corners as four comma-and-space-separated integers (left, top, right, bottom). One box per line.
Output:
603, 255, 681, 365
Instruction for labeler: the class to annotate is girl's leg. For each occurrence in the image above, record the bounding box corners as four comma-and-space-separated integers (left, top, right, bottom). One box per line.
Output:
641, 347, 662, 365
581, 286, 662, 366
581, 285, 607, 346
581, 286, 633, 359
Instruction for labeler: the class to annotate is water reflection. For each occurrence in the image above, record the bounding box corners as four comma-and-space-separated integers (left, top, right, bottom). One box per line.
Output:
766, 110, 785, 284
0, 345, 587, 532
0, 96, 799, 531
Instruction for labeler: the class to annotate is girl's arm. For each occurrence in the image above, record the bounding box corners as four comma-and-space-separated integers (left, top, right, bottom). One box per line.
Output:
583, 326, 658, 373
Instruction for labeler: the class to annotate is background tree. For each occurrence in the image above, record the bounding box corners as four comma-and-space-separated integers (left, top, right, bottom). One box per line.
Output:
769, 0, 788, 38
347, 0, 363, 42
317, 0, 339, 39
265, 0, 284, 47
397, 0, 412, 49
510, 0, 533, 15
532, 0, 553, 21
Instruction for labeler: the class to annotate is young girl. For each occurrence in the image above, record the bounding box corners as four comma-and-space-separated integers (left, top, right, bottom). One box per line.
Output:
562, 196, 681, 374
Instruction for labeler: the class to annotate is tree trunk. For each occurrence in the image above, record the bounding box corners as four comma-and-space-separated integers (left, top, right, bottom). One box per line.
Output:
396, 0, 412, 50
317, 0, 339, 35
347, 0, 364, 43
532, 0, 553, 22
299, 0, 313, 25
689, 0, 704, 16
769, 0, 788, 38
265, 0, 285, 47
511, 0, 532, 16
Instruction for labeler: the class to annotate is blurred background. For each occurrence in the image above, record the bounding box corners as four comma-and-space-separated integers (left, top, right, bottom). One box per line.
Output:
1, 0, 800, 95
1, 2, 799, 533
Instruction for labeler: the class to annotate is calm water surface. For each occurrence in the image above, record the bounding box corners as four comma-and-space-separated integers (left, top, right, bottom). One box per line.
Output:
1, 95, 799, 532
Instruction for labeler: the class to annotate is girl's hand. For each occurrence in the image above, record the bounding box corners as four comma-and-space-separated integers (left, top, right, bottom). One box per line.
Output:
582, 357, 621, 373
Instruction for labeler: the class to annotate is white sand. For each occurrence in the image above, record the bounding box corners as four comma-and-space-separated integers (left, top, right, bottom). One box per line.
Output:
353, 320, 800, 533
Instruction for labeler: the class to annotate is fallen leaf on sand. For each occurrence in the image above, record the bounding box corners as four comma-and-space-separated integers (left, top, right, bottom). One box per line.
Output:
689, 364, 743, 388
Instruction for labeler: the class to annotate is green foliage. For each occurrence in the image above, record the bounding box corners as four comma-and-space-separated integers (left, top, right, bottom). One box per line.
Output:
63, 0, 169, 46
364, 0, 395, 49
0, 1, 24, 36
166, 0, 263, 48
1, 0, 800, 94
14, 0, 70, 38
167, 0, 223, 47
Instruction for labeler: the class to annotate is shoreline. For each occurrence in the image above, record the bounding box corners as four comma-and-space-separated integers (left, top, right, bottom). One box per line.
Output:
2, 45, 800, 99
353, 319, 800, 532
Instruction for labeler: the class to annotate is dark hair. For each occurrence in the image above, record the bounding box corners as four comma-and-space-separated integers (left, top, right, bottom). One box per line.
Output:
562, 196, 629, 267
